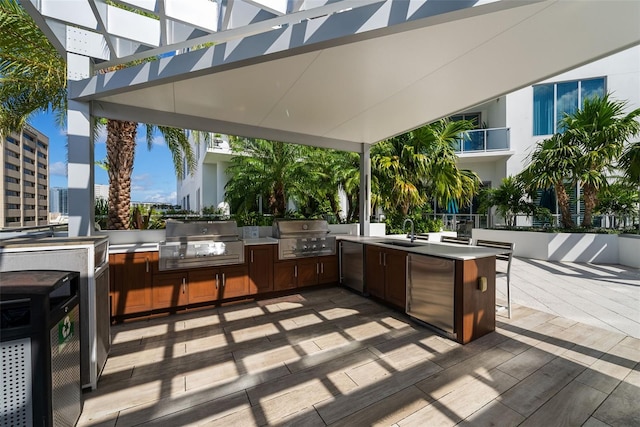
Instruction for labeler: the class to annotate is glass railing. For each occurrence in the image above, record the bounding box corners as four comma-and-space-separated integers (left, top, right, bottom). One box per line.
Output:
454, 127, 510, 153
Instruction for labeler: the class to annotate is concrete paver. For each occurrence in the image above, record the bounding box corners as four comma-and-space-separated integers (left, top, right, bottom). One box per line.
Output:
499, 258, 640, 339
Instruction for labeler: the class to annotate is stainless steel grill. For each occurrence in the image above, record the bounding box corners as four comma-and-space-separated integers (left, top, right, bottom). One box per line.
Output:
158, 220, 244, 271
272, 219, 336, 260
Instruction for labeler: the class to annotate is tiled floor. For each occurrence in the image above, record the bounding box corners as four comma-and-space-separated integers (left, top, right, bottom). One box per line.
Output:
79, 285, 640, 426
503, 258, 640, 338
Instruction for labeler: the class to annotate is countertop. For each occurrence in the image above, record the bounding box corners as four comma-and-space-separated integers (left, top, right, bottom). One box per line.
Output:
0, 235, 109, 250
338, 235, 508, 260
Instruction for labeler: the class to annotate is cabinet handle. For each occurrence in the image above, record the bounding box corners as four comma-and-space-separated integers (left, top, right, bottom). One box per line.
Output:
145, 258, 149, 273
379, 252, 382, 265
294, 265, 298, 277
222, 273, 226, 287
321, 262, 324, 274
182, 277, 186, 293
316, 262, 319, 275
215, 273, 219, 290
251, 250, 254, 263
383, 253, 387, 267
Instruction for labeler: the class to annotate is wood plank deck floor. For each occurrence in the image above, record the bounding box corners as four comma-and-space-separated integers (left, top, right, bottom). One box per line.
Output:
79, 287, 640, 426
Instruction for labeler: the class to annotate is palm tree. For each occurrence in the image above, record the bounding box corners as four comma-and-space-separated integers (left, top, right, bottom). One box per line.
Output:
619, 141, 640, 233
561, 94, 640, 227
0, 0, 66, 134
373, 133, 425, 215
372, 119, 479, 216
519, 133, 579, 228
0, 0, 195, 230
225, 138, 309, 216
415, 119, 480, 208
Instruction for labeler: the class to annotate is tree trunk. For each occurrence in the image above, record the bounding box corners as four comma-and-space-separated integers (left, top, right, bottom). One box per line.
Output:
555, 181, 574, 229
581, 184, 597, 227
271, 182, 286, 216
106, 120, 137, 230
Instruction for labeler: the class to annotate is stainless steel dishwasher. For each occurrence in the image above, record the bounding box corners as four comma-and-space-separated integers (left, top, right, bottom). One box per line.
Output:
340, 241, 364, 293
407, 254, 455, 335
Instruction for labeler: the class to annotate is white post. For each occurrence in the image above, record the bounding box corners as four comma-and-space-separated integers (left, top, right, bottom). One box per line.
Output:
67, 53, 94, 236
359, 143, 371, 236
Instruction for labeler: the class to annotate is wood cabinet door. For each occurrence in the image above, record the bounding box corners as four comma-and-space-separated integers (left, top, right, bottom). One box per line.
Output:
384, 248, 407, 310
113, 252, 154, 315
188, 268, 220, 304
248, 245, 274, 294
274, 261, 297, 291
297, 258, 319, 287
365, 245, 385, 299
108, 254, 121, 317
152, 272, 188, 309
318, 255, 339, 284
219, 265, 248, 299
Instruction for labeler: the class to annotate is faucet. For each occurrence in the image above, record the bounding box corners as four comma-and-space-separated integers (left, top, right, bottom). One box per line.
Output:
403, 218, 415, 242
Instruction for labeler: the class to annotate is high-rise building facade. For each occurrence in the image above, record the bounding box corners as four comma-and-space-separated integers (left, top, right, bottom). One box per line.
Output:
49, 187, 69, 215
1, 125, 50, 228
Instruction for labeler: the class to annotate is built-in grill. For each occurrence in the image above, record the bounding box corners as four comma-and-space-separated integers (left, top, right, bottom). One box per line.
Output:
273, 219, 336, 260
158, 220, 244, 271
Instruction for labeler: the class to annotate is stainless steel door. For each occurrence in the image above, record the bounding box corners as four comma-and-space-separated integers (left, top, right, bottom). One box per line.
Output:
340, 241, 364, 293
407, 254, 455, 334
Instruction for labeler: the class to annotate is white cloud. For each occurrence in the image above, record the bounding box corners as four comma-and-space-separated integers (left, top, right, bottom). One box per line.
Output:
49, 161, 67, 176
132, 190, 177, 204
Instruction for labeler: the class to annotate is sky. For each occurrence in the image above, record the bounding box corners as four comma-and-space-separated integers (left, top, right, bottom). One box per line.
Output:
30, 111, 179, 204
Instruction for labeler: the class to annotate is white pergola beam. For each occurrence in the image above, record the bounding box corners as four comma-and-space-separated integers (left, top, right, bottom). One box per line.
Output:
244, 0, 287, 16
165, 0, 218, 32
106, 5, 160, 47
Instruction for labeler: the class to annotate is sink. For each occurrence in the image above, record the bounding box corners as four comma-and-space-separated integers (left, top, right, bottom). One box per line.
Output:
380, 241, 424, 248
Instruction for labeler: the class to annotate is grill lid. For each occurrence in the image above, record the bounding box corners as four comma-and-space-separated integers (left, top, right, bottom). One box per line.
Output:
272, 219, 330, 238
164, 220, 240, 242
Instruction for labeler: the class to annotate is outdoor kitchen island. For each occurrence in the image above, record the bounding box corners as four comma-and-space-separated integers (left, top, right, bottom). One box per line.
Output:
108, 229, 502, 344
340, 236, 502, 344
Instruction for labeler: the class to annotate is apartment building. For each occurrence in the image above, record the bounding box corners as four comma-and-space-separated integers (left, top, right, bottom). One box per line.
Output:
1, 125, 50, 228
177, 133, 232, 213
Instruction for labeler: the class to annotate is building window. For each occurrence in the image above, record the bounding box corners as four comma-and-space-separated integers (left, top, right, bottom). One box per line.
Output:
6, 190, 20, 197
37, 151, 47, 159
24, 145, 35, 154
38, 162, 46, 169
5, 149, 20, 159
37, 140, 47, 150
22, 132, 34, 141
450, 112, 481, 128
24, 157, 34, 165
5, 177, 20, 184
6, 136, 19, 145
5, 162, 20, 171
533, 77, 606, 136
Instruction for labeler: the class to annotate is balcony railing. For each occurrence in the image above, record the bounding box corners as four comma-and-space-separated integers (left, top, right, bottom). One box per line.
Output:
207, 138, 228, 151
454, 127, 510, 153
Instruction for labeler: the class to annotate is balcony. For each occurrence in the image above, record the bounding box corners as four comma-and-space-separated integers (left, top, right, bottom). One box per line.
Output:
207, 137, 224, 150
454, 127, 510, 154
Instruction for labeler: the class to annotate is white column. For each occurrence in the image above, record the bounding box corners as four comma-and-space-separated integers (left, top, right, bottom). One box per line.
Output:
359, 143, 371, 236
67, 53, 94, 236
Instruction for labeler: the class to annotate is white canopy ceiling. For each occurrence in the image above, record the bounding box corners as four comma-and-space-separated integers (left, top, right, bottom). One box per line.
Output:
26, 0, 640, 152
